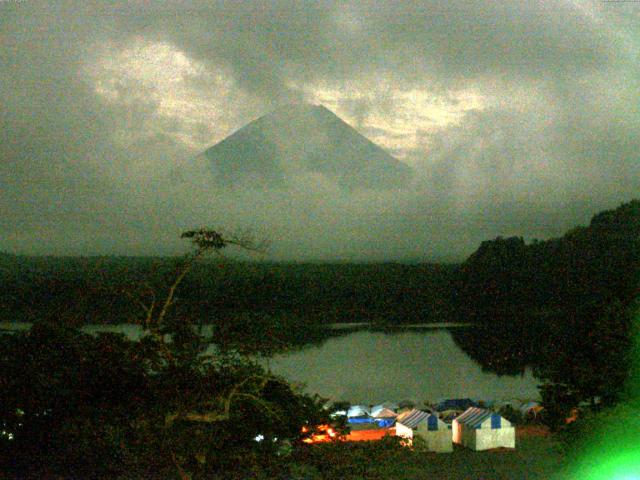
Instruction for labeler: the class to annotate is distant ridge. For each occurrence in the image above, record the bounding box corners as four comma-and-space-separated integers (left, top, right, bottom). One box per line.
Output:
200, 103, 412, 189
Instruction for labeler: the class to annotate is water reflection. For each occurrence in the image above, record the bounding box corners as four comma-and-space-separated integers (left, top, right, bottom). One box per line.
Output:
1, 321, 541, 404
265, 329, 540, 404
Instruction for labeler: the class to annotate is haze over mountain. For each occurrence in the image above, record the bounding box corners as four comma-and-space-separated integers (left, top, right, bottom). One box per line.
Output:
200, 104, 412, 190
2, 2, 639, 259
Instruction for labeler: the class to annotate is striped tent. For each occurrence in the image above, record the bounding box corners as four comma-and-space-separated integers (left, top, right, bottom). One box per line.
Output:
395, 409, 453, 453
452, 407, 515, 451
396, 409, 429, 428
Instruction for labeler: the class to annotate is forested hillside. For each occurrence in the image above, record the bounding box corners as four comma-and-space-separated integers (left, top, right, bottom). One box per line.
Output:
453, 199, 639, 419
0, 257, 457, 326
456, 199, 640, 316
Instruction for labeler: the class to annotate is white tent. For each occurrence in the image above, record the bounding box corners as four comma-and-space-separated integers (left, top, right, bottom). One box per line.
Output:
381, 401, 399, 411
347, 405, 370, 418
371, 406, 397, 418
371, 402, 398, 416
452, 407, 515, 451
520, 401, 543, 419
395, 409, 453, 453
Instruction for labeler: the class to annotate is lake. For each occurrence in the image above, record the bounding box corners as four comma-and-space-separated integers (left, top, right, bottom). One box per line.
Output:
266, 328, 540, 404
0, 322, 540, 404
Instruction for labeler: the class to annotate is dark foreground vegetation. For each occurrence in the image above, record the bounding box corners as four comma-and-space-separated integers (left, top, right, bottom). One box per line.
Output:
0, 230, 337, 479
0, 199, 638, 478
0, 321, 330, 479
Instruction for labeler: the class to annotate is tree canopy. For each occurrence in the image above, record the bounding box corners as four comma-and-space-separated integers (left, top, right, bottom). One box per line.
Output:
0, 229, 332, 479
454, 199, 640, 424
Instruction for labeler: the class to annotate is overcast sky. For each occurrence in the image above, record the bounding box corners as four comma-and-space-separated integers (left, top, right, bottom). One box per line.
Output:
1, 0, 639, 260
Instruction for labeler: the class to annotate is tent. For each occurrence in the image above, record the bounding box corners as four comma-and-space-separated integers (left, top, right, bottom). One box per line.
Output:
452, 407, 515, 451
520, 401, 544, 419
380, 401, 399, 411
374, 417, 395, 428
371, 402, 398, 417
347, 405, 370, 417
371, 406, 397, 419
395, 409, 429, 439
347, 415, 375, 424
347, 416, 394, 435
395, 409, 453, 453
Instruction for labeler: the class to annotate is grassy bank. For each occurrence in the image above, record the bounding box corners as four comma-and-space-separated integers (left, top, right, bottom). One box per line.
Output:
293, 426, 563, 479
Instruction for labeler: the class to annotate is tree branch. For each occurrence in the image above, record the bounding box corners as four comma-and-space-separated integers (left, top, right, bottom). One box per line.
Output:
164, 375, 281, 427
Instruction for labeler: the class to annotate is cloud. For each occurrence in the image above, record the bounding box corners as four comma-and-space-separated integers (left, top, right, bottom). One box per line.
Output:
1, 0, 638, 259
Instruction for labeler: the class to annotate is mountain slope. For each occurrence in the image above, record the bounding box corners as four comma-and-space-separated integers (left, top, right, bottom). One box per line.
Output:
201, 103, 412, 189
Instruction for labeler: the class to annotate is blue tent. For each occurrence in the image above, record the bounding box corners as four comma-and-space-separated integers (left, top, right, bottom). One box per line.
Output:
374, 417, 395, 428
347, 416, 394, 428
347, 415, 375, 424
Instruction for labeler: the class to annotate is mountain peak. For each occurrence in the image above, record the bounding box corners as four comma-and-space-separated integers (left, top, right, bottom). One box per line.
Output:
274, 101, 330, 112
262, 102, 337, 123
200, 104, 412, 189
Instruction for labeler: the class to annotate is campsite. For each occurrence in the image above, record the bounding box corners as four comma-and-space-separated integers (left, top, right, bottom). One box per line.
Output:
324, 399, 521, 450
295, 423, 561, 480
295, 398, 562, 479
308, 400, 529, 450
250, 393, 559, 478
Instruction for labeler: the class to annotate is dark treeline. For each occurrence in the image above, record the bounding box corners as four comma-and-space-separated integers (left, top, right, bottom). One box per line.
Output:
452, 199, 640, 426
0, 257, 457, 326
456, 200, 639, 316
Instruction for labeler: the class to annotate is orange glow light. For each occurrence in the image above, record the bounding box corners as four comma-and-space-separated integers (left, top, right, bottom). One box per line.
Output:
302, 424, 396, 443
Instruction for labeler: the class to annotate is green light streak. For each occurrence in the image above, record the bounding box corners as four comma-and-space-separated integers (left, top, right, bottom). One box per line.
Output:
560, 304, 640, 480
572, 450, 640, 479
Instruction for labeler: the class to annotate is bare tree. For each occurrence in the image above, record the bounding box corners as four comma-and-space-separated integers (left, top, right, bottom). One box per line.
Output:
123, 228, 267, 355
154, 228, 268, 328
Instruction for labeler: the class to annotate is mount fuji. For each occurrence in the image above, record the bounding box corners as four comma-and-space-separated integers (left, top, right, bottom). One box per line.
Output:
200, 103, 412, 189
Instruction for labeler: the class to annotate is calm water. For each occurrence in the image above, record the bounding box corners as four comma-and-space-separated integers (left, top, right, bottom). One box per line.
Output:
1, 322, 540, 404
266, 329, 540, 404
